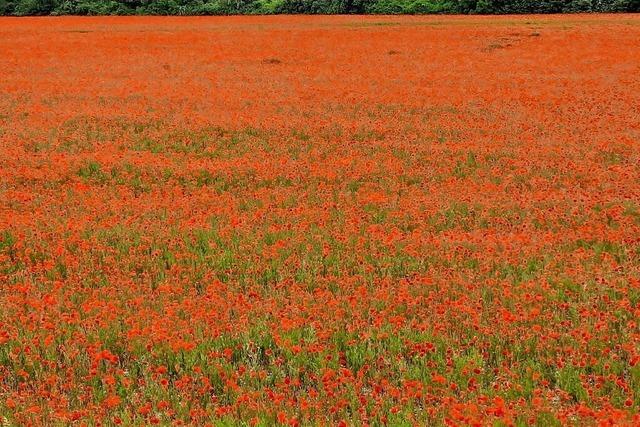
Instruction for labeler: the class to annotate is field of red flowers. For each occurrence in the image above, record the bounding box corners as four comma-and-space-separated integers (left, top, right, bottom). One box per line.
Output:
1, 14, 640, 426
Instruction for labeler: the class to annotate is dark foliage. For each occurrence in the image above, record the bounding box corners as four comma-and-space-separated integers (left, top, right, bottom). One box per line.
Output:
1, 0, 638, 16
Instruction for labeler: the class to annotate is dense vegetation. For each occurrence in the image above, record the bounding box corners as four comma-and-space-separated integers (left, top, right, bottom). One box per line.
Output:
2, 13, 640, 427
1, 0, 639, 16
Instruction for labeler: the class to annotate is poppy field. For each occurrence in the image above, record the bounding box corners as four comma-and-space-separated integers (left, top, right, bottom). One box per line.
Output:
1, 14, 640, 426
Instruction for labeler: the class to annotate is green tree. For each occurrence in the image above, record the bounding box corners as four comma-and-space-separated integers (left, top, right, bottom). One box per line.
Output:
3, 0, 640, 16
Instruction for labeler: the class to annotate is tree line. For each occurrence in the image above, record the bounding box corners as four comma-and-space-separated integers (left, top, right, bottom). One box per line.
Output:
1, 0, 639, 16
